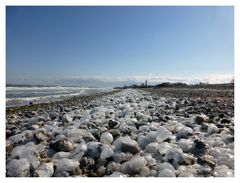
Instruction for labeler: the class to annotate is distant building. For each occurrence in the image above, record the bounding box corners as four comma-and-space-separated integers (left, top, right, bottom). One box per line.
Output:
145, 80, 147, 87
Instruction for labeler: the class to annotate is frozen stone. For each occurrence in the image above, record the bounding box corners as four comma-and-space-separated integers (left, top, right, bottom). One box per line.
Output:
108, 172, 128, 177
195, 114, 209, 124
207, 124, 219, 135
100, 144, 114, 159
113, 152, 133, 163
138, 135, 150, 149
120, 156, 147, 175
34, 129, 50, 142
139, 125, 150, 132
156, 127, 172, 143
87, 141, 102, 158
51, 138, 76, 152
113, 137, 140, 154
62, 114, 72, 124
178, 166, 194, 177
100, 132, 113, 144
158, 162, 175, 172
176, 127, 193, 139
165, 149, 184, 168
145, 142, 159, 155
178, 139, 194, 153
158, 142, 172, 155
11, 143, 40, 169
191, 139, 208, 157
158, 169, 176, 177
53, 152, 71, 159
7, 158, 30, 177
143, 155, 157, 167
146, 131, 158, 143
213, 165, 233, 177
9, 130, 33, 146
53, 158, 81, 176
34, 162, 54, 177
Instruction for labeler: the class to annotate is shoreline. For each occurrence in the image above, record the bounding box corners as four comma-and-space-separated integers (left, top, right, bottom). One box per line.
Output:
6, 89, 122, 115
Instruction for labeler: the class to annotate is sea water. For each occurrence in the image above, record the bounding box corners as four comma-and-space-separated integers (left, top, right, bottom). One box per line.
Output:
6, 86, 113, 107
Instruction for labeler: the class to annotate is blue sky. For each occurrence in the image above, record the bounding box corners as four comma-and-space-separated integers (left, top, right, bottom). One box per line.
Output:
6, 6, 234, 86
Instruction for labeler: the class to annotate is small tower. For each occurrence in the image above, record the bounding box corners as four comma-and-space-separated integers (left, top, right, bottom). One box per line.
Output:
145, 80, 147, 87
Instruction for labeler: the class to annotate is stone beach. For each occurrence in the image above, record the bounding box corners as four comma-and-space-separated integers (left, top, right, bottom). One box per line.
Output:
6, 88, 234, 177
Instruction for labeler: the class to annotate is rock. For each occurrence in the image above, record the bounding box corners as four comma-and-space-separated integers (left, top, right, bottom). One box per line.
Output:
113, 137, 140, 154
9, 130, 33, 146
158, 162, 175, 172
155, 127, 172, 143
120, 156, 147, 175
100, 144, 114, 159
79, 157, 95, 170
34, 162, 54, 177
87, 141, 102, 158
53, 158, 81, 176
178, 139, 194, 153
62, 114, 72, 124
53, 152, 71, 159
138, 135, 150, 149
100, 132, 113, 144
108, 172, 128, 177
30, 125, 40, 130
158, 169, 176, 177
220, 118, 231, 124
176, 127, 193, 139
6, 140, 14, 154
165, 149, 184, 168
191, 139, 208, 157
7, 159, 30, 177
49, 112, 58, 120
108, 120, 119, 128
34, 129, 50, 142
207, 124, 219, 135
213, 165, 233, 177
113, 152, 133, 163
10, 143, 40, 169
197, 156, 216, 169
96, 166, 106, 176
178, 166, 194, 177
195, 114, 209, 124
51, 138, 76, 152
145, 142, 159, 155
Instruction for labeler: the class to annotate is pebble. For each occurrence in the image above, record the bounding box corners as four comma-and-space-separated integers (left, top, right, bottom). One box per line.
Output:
7, 159, 30, 177
113, 136, 140, 154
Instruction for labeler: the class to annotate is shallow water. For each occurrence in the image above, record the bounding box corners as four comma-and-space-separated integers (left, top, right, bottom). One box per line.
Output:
6, 86, 113, 107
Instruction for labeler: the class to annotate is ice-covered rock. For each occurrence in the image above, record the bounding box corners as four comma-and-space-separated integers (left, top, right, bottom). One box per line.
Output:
7, 158, 30, 177
113, 137, 140, 154
178, 139, 194, 153
86, 141, 102, 158
207, 124, 219, 135
34, 162, 54, 177
53, 158, 81, 176
120, 156, 147, 175
100, 132, 113, 144
9, 130, 33, 146
176, 127, 193, 139
156, 127, 172, 143
165, 149, 184, 168
158, 169, 176, 177
62, 114, 72, 124
195, 114, 209, 124
213, 165, 233, 177
100, 144, 114, 159
145, 142, 159, 155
